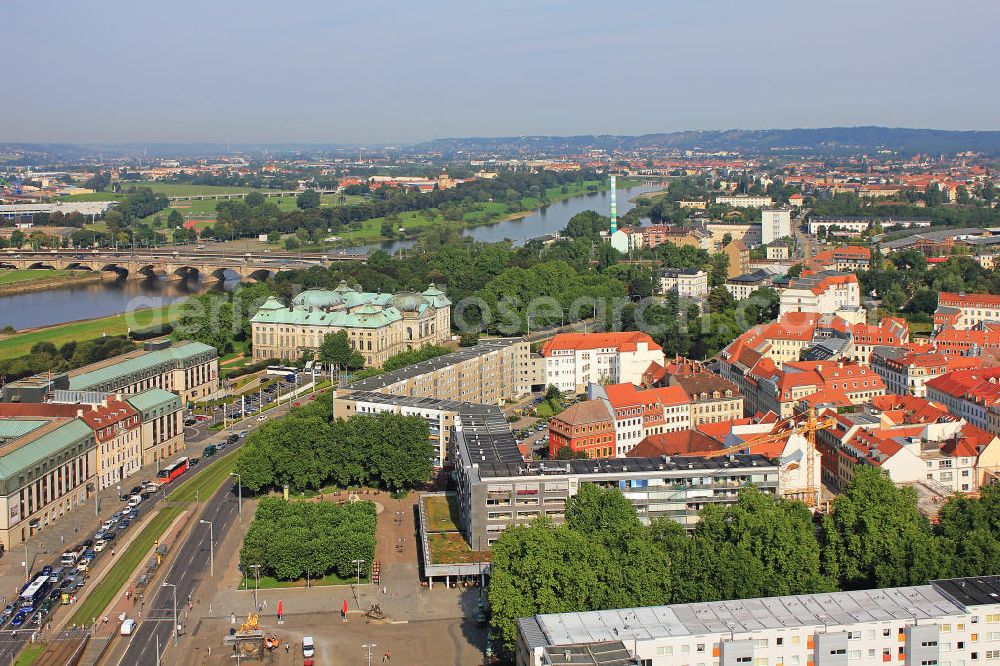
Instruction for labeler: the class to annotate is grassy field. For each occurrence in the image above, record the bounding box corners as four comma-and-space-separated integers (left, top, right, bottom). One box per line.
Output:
12, 643, 46, 666
68, 504, 185, 626
140, 193, 365, 227
130, 182, 254, 196
0, 304, 175, 361
61, 192, 124, 202
0, 269, 76, 285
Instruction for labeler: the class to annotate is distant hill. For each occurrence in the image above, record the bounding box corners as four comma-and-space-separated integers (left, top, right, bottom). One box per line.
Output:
412, 127, 1000, 157
3, 127, 1000, 162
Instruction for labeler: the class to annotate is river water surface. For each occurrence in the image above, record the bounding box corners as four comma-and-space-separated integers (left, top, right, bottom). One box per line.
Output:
0, 184, 659, 330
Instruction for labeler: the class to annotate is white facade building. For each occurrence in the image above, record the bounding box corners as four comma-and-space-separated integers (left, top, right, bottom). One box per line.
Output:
761, 208, 792, 245
540, 333, 665, 394
778, 270, 863, 323
715, 194, 774, 208
517, 577, 1000, 666
659, 269, 709, 300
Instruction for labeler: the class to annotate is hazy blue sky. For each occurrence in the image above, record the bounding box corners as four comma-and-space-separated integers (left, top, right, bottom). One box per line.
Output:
6, 0, 998, 144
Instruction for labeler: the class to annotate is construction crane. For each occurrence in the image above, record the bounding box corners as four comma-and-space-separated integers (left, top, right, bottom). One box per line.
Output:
688, 408, 836, 508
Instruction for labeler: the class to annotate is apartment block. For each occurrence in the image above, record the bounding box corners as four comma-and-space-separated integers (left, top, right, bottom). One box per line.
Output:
935, 292, 1000, 331
516, 576, 1000, 666
659, 268, 709, 300
778, 270, 863, 324
346, 338, 532, 404
453, 408, 779, 550
541, 333, 665, 394
332, 391, 493, 467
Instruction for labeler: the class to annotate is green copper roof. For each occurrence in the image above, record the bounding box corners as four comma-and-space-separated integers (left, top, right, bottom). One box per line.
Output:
0, 420, 49, 443
257, 296, 286, 311
69, 341, 217, 391
251, 286, 448, 328
0, 419, 93, 481
126, 388, 181, 413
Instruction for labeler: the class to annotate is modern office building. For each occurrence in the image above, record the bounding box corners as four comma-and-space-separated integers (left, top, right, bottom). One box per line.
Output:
249, 282, 451, 366
516, 576, 1000, 666
0, 340, 219, 405
332, 390, 492, 467
345, 338, 534, 404
453, 409, 779, 549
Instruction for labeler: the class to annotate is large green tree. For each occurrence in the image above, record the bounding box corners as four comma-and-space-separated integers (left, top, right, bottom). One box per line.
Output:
820, 468, 948, 589
318, 331, 364, 370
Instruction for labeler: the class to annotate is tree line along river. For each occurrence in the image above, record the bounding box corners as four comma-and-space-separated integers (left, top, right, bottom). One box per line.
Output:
0, 184, 657, 331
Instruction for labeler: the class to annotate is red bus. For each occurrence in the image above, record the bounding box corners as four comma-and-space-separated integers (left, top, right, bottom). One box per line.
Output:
157, 457, 189, 483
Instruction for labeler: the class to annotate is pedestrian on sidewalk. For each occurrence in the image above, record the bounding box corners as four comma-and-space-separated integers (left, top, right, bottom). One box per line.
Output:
284, 643, 289, 654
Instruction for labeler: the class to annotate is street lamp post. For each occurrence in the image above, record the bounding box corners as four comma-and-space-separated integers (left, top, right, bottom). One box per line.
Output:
352, 558, 365, 608
162, 582, 178, 644
363, 643, 378, 666
199, 520, 214, 577
249, 564, 261, 609
229, 472, 242, 519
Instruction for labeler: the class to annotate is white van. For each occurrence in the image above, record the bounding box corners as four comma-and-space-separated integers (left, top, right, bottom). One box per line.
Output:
128, 495, 142, 508
302, 636, 315, 657
120, 618, 136, 635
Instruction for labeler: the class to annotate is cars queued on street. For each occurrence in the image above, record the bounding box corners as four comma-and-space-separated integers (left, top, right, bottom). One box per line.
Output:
0, 377, 314, 638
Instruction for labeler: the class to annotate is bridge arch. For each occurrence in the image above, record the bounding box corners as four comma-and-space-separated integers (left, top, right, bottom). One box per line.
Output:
27, 262, 57, 270
64, 263, 95, 271
247, 268, 272, 282
100, 264, 129, 279
172, 266, 201, 281
209, 267, 236, 281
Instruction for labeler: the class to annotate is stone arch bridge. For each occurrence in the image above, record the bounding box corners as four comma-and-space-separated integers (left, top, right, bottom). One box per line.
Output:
0, 250, 363, 281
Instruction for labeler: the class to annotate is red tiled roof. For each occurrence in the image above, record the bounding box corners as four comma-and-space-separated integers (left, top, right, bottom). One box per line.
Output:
628, 431, 723, 457
541, 332, 662, 355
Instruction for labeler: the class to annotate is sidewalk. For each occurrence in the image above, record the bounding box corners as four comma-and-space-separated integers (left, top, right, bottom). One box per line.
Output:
0, 423, 229, 606
203, 491, 474, 625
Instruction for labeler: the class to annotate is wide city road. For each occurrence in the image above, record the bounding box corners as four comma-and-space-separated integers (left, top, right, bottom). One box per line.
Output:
116, 471, 240, 666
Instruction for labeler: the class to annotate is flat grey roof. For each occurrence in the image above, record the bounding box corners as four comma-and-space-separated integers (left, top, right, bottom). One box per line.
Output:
934, 576, 1000, 607
347, 338, 523, 392
526, 584, 966, 648
338, 390, 498, 415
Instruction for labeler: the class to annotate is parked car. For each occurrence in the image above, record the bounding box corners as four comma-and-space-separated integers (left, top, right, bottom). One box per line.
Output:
94, 540, 107, 552
202, 444, 217, 458
183, 417, 197, 426
226, 434, 239, 445
189, 457, 200, 467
